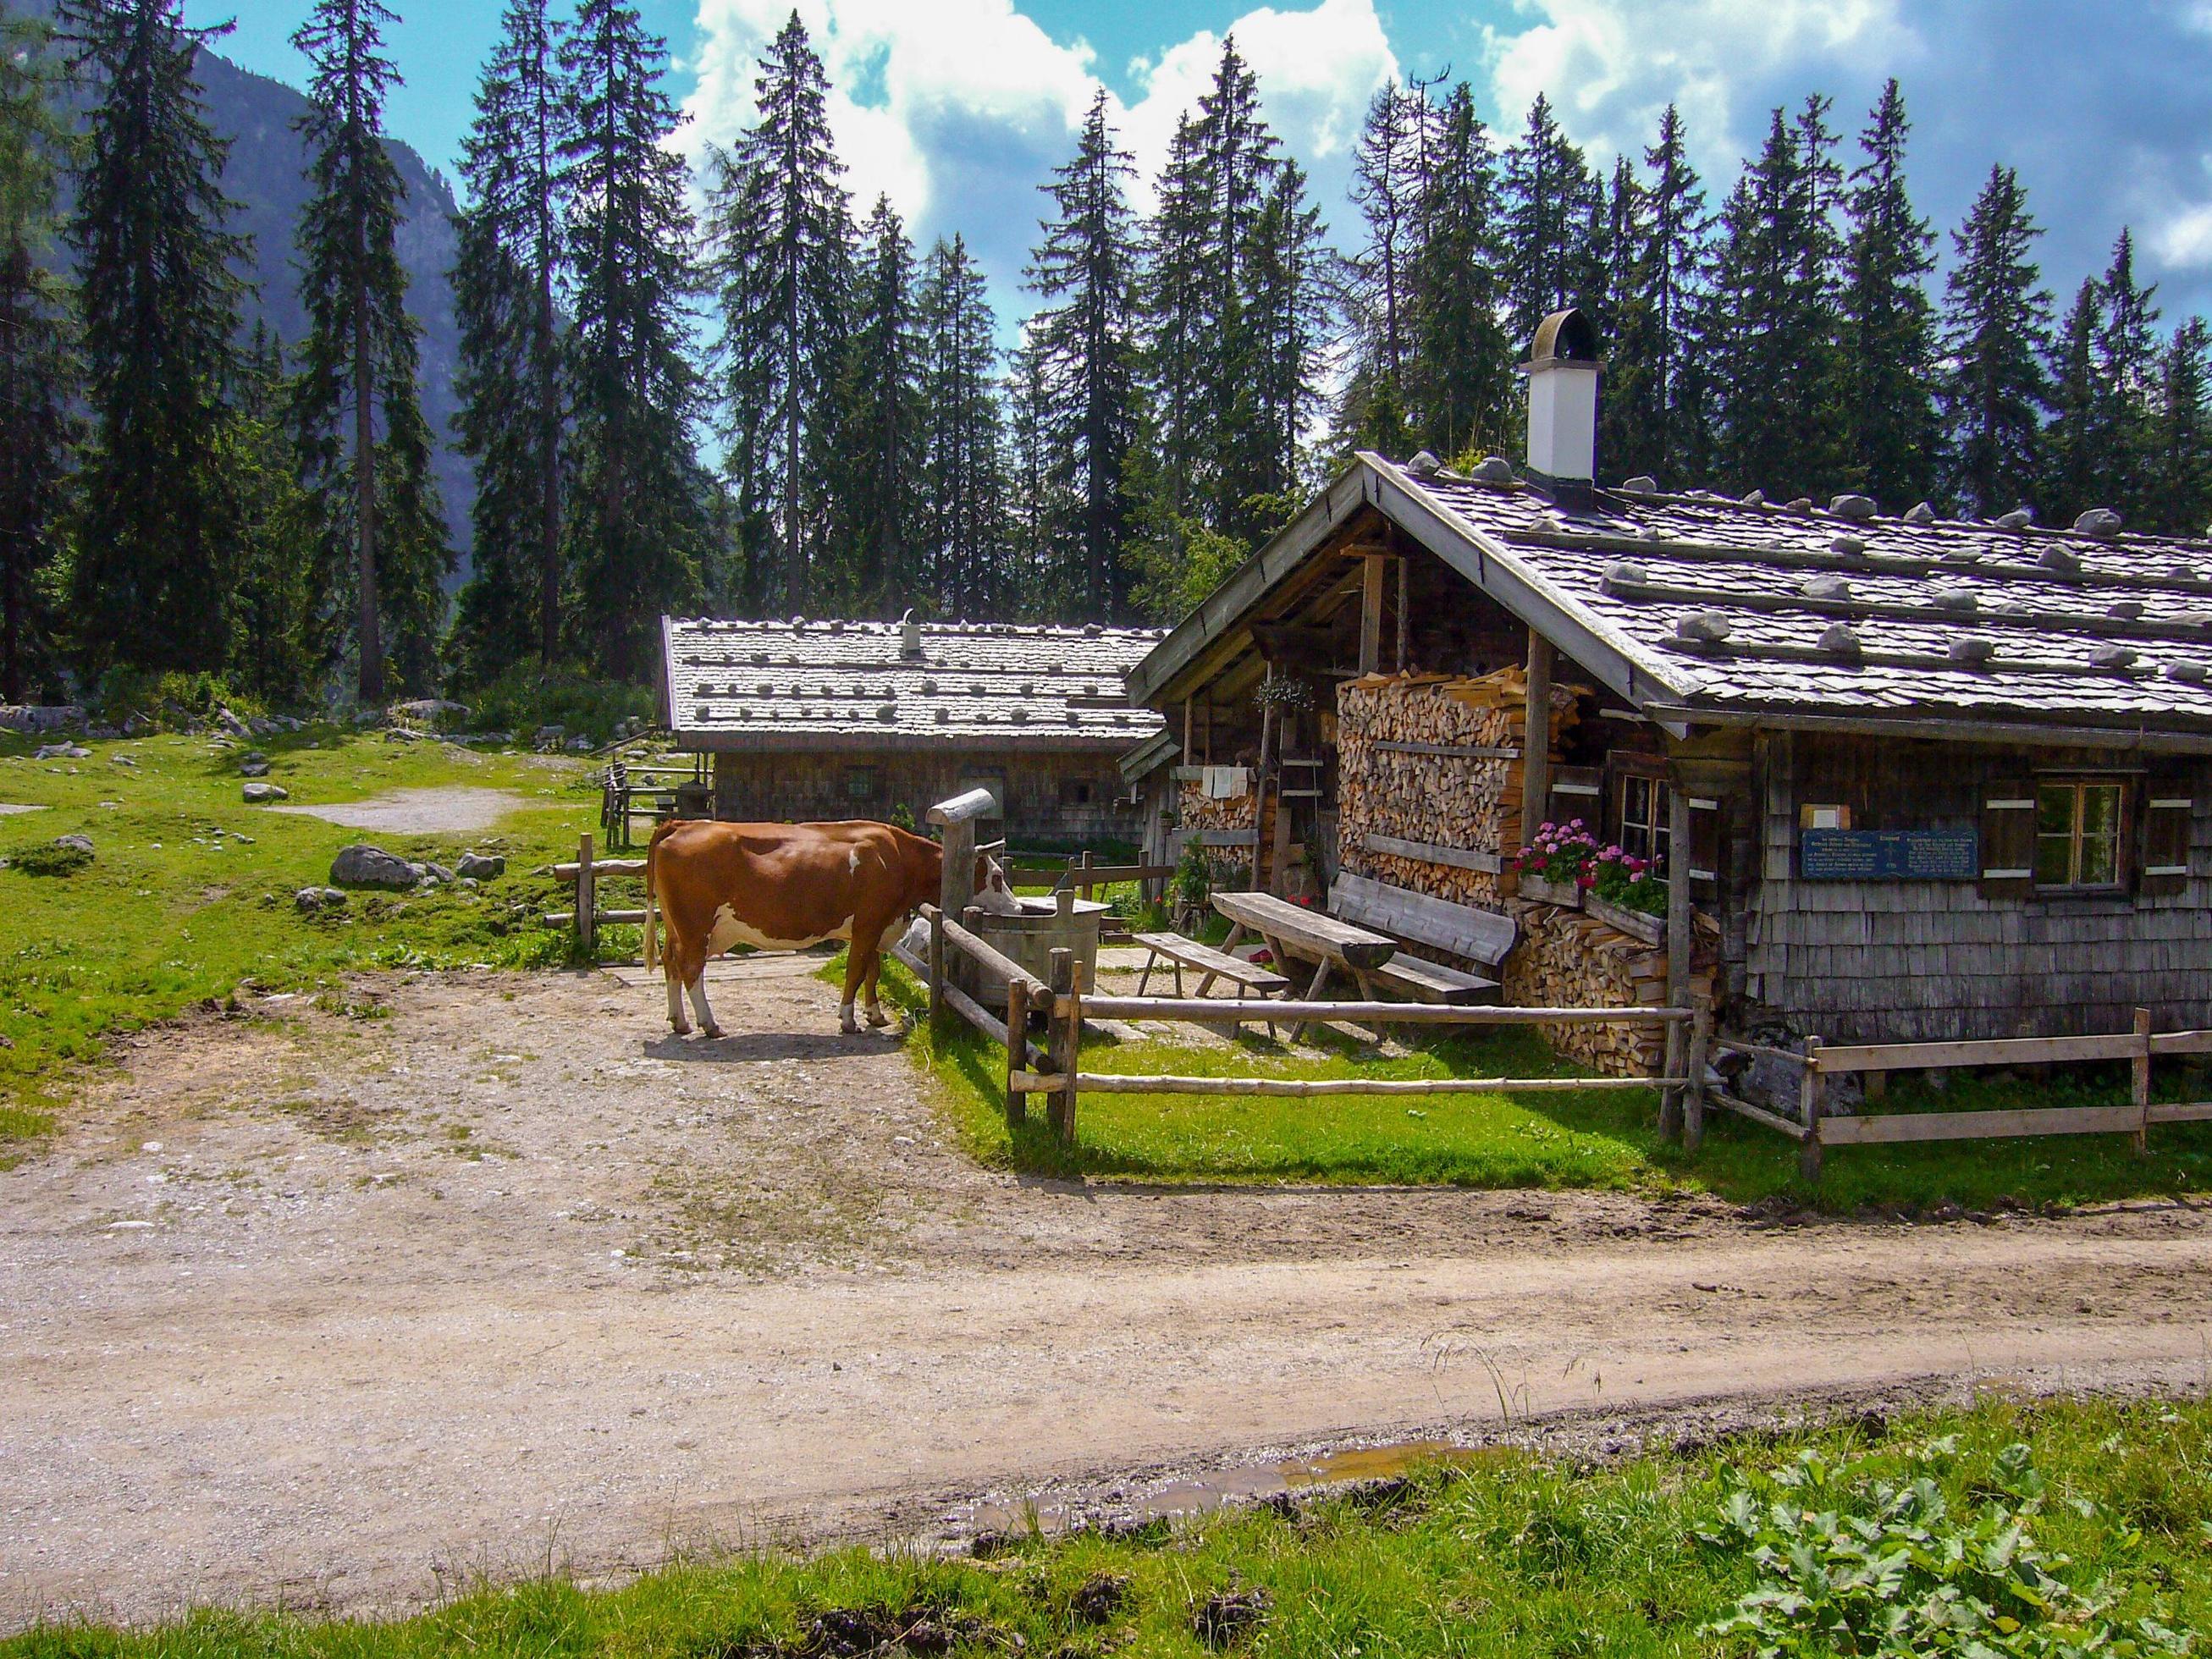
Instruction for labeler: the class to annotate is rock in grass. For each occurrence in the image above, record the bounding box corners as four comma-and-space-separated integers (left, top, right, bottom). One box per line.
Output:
1193, 1587, 1271, 1648
242, 781, 289, 803
295, 885, 349, 912
457, 851, 505, 879
421, 863, 456, 885
330, 844, 416, 890
55, 833, 91, 854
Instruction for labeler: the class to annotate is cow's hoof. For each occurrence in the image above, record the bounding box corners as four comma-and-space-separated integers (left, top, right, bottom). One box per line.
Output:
702, 1023, 725, 1040
865, 1006, 891, 1028
670, 1021, 692, 1038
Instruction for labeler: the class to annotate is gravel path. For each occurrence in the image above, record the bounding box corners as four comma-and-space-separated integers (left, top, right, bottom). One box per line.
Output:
270, 785, 531, 834
4, 957, 2210, 1626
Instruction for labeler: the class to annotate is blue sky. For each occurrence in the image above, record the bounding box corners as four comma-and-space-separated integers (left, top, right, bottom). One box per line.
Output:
187, 0, 2212, 344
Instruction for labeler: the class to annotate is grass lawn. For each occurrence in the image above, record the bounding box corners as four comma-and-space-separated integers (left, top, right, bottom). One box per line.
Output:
859, 951, 2212, 1212
0, 726, 612, 1155
8, 1395, 2206, 1656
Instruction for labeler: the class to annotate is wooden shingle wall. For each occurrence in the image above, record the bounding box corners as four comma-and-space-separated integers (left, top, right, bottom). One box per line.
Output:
1745, 730, 2212, 1042
711, 749, 1138, 845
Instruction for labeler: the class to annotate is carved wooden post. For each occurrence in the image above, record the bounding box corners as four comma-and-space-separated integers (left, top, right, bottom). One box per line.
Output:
1684, 999, 1713, 1155
1359, 554, 1386, 675
927, 786, 999, 1001
1078, 849, 1095, 901
927, 905, 946, 1030
576, 833, 595, 958
1799, 1036, 1826, 1183
2133, 1006, 2154, 1154
1005, 975, 1030, 1132
1048, 948, 1078, 1143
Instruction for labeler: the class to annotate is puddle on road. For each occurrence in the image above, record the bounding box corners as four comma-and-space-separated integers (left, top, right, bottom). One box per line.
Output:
949, 1438, 1475, 1539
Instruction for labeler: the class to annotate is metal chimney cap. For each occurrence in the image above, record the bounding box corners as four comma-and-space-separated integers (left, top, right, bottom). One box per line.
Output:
1521, 307, 1602, 371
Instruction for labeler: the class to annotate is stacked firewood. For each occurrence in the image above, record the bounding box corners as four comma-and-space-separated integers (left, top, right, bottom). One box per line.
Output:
1500, 903, 1715, 1077
1337, 667, 1580, 907
1178, 779, 1257, 835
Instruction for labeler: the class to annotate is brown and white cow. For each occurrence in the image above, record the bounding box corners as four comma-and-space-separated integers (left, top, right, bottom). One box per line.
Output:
643, 818, 1019, 1036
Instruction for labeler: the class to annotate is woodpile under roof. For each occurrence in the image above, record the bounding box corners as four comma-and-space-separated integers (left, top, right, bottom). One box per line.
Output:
660, 616, 1168, 752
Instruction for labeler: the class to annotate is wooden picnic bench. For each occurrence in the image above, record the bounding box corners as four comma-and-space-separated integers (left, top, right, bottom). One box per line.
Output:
1328, 872, 1510, 1006
1130, 930, 1291, 1037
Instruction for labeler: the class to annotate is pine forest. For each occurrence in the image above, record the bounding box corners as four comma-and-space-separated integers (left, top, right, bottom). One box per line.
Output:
6, 0, 2212, 709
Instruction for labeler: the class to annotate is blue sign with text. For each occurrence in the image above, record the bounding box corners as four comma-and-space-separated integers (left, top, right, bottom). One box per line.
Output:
1800, 828, 1980, 880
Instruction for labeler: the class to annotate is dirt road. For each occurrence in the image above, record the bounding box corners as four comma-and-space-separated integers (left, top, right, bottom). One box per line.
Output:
5, 957, 2211, 1626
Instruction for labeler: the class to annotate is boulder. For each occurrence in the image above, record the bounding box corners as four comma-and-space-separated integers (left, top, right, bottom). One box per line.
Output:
54, 833, 93, 854
422, 862, 456, 885
534, 724, 565, 747
216, 706, 251, 737
240, 758, 270, 778
35, 742, 90, 760
296, 885, 349, 912
565, 735, 593, 752
457, 851, 505, 880
243, 781, 290, 803
390, 697, 471, 729
330, 844, 417, 890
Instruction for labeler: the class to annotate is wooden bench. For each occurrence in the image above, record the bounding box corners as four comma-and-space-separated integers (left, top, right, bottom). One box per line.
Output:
1328, 871, 1513, 1006
1132, 932, 1291, 1000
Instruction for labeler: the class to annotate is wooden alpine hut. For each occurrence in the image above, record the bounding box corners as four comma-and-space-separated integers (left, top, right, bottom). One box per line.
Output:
1126, 308, 2212, 1065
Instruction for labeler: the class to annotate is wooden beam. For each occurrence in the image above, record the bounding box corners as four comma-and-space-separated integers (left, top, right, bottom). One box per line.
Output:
1069, 1072, 1678, 1098
1661, 780, 1692, 1138
1819, 1104, 2146, 1146
1396, 549, 1409, 670
1812, 1031, 2146, 1073
1081, 995, 1688, 1025
1360, 554, 1387, 675
1523, 632, 1553, 846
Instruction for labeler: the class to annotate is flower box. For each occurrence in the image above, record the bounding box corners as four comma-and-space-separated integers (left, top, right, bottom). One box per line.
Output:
1517, 873, 1582, 908
1586, 892, 1663, 945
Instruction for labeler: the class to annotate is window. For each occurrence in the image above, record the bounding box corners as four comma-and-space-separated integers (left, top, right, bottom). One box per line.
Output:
1060, 780, 1095, 807
845, 765, 879, 802
1619, 773, 1672, 875
2035, 779, 2126, 890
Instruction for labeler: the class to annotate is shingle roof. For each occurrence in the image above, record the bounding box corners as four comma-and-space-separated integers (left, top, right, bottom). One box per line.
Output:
1393, 460, 2212, 737
1128, 452, 2212, 747
661, 616, 1168, 752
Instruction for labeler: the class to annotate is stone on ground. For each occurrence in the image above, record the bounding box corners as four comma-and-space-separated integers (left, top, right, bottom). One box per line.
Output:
329, 844, 417, 890
457, 851, 505, 879
243, 782, 290, 804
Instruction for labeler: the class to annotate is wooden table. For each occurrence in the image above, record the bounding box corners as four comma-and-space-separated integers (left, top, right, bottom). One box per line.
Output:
1211, 890, 1398, 1035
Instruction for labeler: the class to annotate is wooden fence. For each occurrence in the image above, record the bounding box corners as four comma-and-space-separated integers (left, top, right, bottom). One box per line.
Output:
896, 901, 1707, 1144
1003, 850, 1177, 900
1707, 1011, 2212, 1180
548, 834, 648, 956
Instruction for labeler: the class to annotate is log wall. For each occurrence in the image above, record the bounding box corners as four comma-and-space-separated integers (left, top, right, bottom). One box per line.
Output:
711, 747, 1138, 845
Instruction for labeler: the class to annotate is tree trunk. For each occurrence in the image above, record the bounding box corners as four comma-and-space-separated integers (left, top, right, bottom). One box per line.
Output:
536, 240, 560, 665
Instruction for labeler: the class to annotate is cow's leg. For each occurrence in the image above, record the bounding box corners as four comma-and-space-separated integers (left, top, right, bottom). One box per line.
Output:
863, 934, 891, 1026
687, 972, 723, 1040
665, 965, 690, 1035
836, 943, 864, 1034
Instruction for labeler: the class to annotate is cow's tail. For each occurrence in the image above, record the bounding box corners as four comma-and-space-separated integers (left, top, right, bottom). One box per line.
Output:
643, 818, 679, 972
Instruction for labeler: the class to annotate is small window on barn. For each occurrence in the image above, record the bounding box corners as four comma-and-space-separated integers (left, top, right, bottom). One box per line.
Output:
1619, 774, 1673, 876
846, 765, 879, 801
1060, 780, 1095, 807
2034, 778, 2126, 890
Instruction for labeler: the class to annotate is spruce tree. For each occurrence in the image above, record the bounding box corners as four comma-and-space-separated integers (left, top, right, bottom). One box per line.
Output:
827, 195, 921, 613
450, 0, 567, 681
1596, 152, 1650, 479
1837, 80, 1939, 507
559, 0, 706, 675
1938, 165, 2051, 517
913, 235, 1006, 620
1001, 337, 1065, 618
0, 6, 73, 702
2042, 280, 2105, 526
1404, 81, 1508, 460
1640, 104, 1712, 482
1238, 157, 1328, 521
1704, 107, 1840, 494
1338, 80, 1427, 455
291, 0, 451, 699
709, 9, 850, 615
1499, 94, 1601, 350
2094, 228, 2160, 523
221, 324, 318, 703
58, 0, 246, 681
1141, 109, 1211, 531
1026, 87, 1141, 620
2154, 317, 2212, 538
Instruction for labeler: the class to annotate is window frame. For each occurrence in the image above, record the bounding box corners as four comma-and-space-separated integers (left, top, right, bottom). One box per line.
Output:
1615, 768, 1673, 877
844, 764, 880, 802
2032, 775, 2129, 893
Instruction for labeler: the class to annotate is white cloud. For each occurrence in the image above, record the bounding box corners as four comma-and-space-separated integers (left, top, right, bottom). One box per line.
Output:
1481, 0, 1917, 179
684, 0, 1395, 306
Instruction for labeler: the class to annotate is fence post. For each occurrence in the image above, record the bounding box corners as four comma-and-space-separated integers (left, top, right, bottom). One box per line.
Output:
1078, 848, 1095, 901
576, 833, 596, 959
1798, 1035, 1825, 1183
2133, 1006, 2154, 1154
1683, 999, 1713, 1155
1048, 947, 1078, 1142
927, 905, 946, 1031
1005, 976, 1030, 1132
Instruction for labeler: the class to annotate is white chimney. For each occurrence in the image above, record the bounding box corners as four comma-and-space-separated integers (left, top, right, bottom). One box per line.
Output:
899, 608, 923, 659
1519, 307, 1601, 482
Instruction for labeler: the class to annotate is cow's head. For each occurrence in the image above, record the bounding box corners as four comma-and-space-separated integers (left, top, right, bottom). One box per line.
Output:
971, 852, 1023, 916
